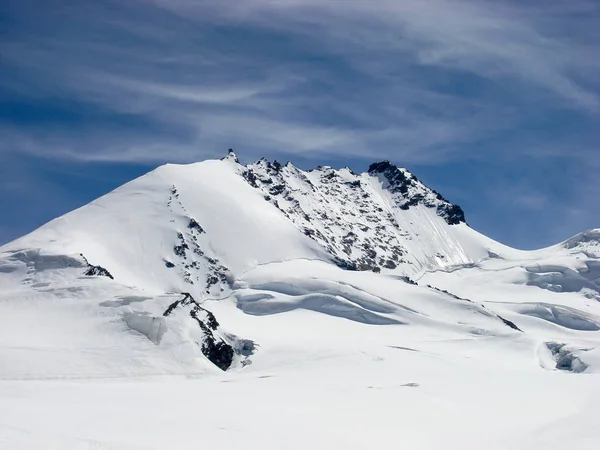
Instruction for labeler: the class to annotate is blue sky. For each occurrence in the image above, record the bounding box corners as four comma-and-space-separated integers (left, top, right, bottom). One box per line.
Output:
1, 0, 599, 249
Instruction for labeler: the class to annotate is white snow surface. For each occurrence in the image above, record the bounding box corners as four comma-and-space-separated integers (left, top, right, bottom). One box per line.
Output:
1, 153, 600, 449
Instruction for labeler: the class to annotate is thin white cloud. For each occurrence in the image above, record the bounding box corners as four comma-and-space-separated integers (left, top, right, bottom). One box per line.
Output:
1, 0, 598, 168
149, 0, 600, 110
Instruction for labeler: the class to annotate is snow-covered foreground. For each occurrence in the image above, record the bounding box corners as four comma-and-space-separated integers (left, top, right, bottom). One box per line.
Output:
1, 153, 599, 448
1, 270, 599, 450
2, 348, 600, 450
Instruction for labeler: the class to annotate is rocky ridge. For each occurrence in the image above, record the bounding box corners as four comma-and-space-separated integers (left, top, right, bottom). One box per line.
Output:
237, 152, 466, 273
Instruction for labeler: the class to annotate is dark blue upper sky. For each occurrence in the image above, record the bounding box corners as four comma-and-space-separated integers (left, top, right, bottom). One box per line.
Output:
1, 0, 599, 249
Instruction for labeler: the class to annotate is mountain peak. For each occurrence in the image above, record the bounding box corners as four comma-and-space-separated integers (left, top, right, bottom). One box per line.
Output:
3, 154, 471, 286
366, 159, 465, 226
368, 160, 411, 193
221, 149, 240, 163
367, 160, 397, 173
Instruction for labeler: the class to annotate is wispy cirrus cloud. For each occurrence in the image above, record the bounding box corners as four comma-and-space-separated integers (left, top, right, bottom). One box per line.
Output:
150, 0, 600, 109
2, 0, 598, 165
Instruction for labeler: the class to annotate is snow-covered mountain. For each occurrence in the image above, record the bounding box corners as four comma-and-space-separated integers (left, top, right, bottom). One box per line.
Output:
1, 151, 599, 449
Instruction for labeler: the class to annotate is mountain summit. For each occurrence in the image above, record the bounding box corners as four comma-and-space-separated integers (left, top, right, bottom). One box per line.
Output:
2, 153, 479, 297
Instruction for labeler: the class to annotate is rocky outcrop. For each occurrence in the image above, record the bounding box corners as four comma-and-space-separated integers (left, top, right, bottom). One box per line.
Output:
163, 293, 255, 371
84, 264, 114, 279
368, 160, 465, 225
80, 254, 114, 279
426, 285, 522, 332
166, 186, 233, 294
239, 157, 466, 274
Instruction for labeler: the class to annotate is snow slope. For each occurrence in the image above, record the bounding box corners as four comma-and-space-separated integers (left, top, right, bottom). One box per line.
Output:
1, 152, 599, 449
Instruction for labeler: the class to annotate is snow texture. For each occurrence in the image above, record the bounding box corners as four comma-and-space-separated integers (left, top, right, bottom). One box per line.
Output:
1, 151, 599, 449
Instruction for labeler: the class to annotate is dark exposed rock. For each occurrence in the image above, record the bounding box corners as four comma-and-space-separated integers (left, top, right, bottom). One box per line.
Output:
335, 259, 358, 271
84, 264, 114, 279
204, 258, 232, 294
342, 232, 358, 245
368, 160, 465, 225
269, 184, 286, 196
200, 336, 234, 371
399, 276, 417, 285
427, 285, 465, 300
368, 161, 410, 194
362, 243, 377, 260
221, 149, 240, 163
188, 218, 205, 233
165, 261, 175, 268
368, 160, 397, 175
270, 160, 283, 172
174, 243, 188, 258
163, 293, 253, 371
207, 275, 219, 288
438, 204, 466, 226
174, 232, 189, 258
169, 228, 232, 292
426, 285, 522, 332
384, 260, 397, 269
242, 169, 259, 188
497, 315, 521, 332
404, 194, 424, 209
358, 261, 376, 271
